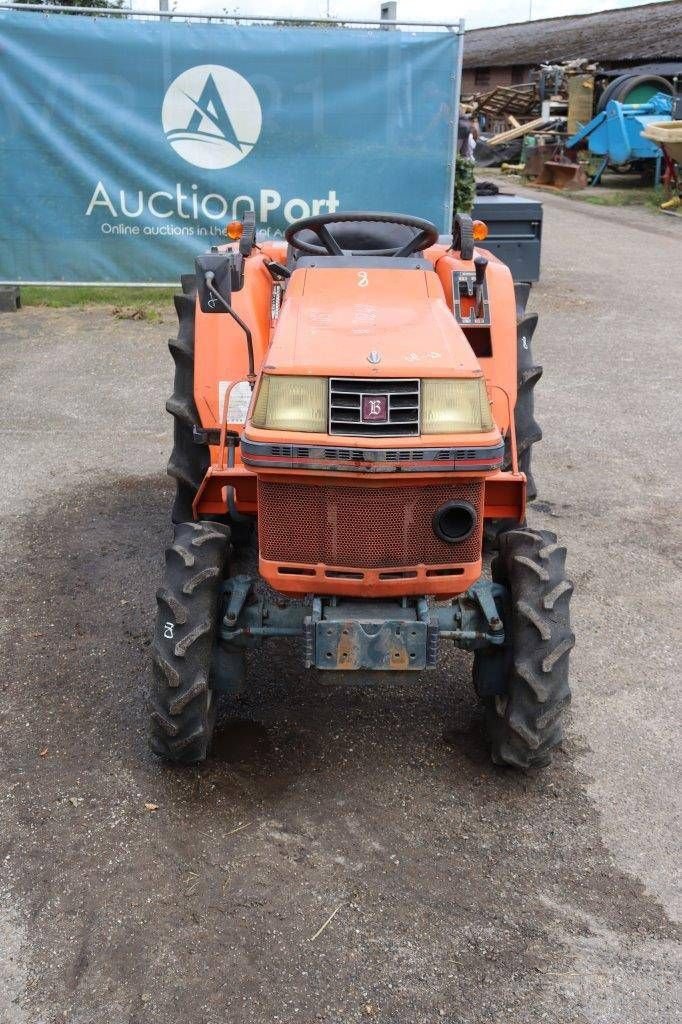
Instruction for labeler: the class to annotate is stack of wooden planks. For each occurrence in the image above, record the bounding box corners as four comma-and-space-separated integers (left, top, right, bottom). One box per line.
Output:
486, 117, 549, 147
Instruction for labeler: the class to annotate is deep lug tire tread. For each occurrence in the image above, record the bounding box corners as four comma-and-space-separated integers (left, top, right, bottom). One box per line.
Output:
150, 520, 230, 764
480, 527, 574, 769
167, 291, 209, 524
166, 278, 256, 546
485, 312, 543, 550
504, 313, 542, 501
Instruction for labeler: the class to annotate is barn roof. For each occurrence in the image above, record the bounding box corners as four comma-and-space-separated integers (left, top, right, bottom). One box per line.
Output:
462, 1, 682, 68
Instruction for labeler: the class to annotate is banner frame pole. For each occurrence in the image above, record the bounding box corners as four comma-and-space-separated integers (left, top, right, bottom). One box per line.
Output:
444, 18, 466, 235
0, 3, 462, 30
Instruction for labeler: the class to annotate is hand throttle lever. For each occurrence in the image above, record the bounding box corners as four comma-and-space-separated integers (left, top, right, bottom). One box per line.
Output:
473, 255, 488, 320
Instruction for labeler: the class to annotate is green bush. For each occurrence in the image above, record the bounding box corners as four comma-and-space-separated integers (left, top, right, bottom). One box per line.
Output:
454, 157, 476, 214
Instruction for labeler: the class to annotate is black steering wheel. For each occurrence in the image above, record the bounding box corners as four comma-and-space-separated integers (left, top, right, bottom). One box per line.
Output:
284, 211, 440, 258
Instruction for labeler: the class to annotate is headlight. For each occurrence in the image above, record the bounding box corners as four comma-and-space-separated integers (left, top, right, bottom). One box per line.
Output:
251, 374, 328, 432
421, 378, 493, 434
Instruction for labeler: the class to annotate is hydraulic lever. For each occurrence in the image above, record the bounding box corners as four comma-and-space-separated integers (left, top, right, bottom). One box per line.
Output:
263, 258, 291, 282
474, 255, 488, 321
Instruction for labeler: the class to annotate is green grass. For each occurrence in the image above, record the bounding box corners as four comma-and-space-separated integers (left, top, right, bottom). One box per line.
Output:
21, 285, 176, 320
482, 167, 668, 214
574, 187, 666, 210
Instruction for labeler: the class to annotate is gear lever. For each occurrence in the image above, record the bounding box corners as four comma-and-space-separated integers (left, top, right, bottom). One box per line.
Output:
474, 255, 488, 321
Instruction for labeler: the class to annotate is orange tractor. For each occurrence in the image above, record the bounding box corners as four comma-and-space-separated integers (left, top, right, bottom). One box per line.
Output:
151, 211, 574, 770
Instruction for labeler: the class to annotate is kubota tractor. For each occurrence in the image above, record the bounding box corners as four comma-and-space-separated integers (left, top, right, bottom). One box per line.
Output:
151, 211, 574, 770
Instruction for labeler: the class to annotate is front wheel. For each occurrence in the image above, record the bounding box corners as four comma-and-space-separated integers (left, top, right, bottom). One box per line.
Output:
149, 520, 230, 764
474, 528, 575, 768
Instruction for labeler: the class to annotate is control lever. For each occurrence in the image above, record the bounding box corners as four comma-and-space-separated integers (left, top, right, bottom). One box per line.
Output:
264, 258, 291, 282
473, 255, 488, 321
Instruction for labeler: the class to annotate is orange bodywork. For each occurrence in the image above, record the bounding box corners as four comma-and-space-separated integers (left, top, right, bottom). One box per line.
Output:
192, 240, 525, 598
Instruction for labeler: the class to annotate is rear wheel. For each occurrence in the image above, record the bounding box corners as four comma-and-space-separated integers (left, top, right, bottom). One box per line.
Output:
484, 312, 542, 549
474, 528, 574, 768
166, 275, 255, 545
508, 312, 542, 501
150, 520, 230, 764
597, 73, 631, 112
611, 74, 672, 107
167, 278, 209, 524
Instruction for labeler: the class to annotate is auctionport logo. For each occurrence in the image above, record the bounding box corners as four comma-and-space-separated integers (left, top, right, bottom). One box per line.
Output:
161, 65, 262, 170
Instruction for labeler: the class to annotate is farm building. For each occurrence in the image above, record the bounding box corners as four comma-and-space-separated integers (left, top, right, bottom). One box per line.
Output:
461, 0, 682, 94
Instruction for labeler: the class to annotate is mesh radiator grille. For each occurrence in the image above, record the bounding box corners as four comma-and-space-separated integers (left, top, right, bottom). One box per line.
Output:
258, 480, 484, 568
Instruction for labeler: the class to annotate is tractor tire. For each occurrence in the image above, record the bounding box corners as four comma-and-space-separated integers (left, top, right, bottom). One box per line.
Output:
167, 280, 209, 524
474, 528, 574, 769
149, 520, 231, 764
611, 74, 672, 107
513, 282, 532, 321
598, 73, 672, 113
452, 213, 474, 260
166, 276, 256, 546
509, 312, 542, 501
596, 73, 632, 112
483, 312, 542, 549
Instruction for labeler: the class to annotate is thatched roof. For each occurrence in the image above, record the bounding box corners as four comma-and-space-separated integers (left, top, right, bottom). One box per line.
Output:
462, 1, 682, 68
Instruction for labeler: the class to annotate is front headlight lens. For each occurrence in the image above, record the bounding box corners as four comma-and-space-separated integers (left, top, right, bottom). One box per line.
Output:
421, 378, 493, 434
251, 374, 327, 432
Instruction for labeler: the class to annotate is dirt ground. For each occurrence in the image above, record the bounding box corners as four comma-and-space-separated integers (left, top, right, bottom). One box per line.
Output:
1, 193, 680, 1024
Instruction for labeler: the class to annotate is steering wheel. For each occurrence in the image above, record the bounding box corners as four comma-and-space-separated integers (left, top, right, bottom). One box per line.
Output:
284, 211, 439, 258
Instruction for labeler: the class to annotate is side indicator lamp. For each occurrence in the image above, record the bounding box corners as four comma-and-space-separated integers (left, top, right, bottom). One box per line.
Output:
472, 220, 489, 241
225, 220, 244, 240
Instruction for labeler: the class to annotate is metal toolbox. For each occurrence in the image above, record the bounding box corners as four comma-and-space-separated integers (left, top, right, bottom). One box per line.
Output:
472, 193, 543, 283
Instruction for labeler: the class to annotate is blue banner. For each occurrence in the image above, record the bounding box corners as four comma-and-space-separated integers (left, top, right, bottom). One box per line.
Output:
0, 11, 460, 283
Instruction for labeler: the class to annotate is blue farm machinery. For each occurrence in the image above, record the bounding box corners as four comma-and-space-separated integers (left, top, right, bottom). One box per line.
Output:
565, 92, 674, 185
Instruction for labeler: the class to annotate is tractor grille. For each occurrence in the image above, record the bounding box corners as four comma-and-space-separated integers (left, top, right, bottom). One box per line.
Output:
329, 378, 420, 436
258, 479, 484, 569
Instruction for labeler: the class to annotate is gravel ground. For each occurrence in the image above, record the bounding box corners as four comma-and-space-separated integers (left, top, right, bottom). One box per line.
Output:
0, 195, 680, 1024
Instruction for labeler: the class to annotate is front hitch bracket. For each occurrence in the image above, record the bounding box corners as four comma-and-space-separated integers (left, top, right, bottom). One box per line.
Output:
218, 579, 508, 671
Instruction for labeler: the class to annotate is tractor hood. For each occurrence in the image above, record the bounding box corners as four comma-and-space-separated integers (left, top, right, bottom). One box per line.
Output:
263, 266, 482, 378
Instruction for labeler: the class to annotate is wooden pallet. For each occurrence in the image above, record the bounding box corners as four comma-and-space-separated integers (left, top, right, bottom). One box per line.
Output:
476, 84, 539, 118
